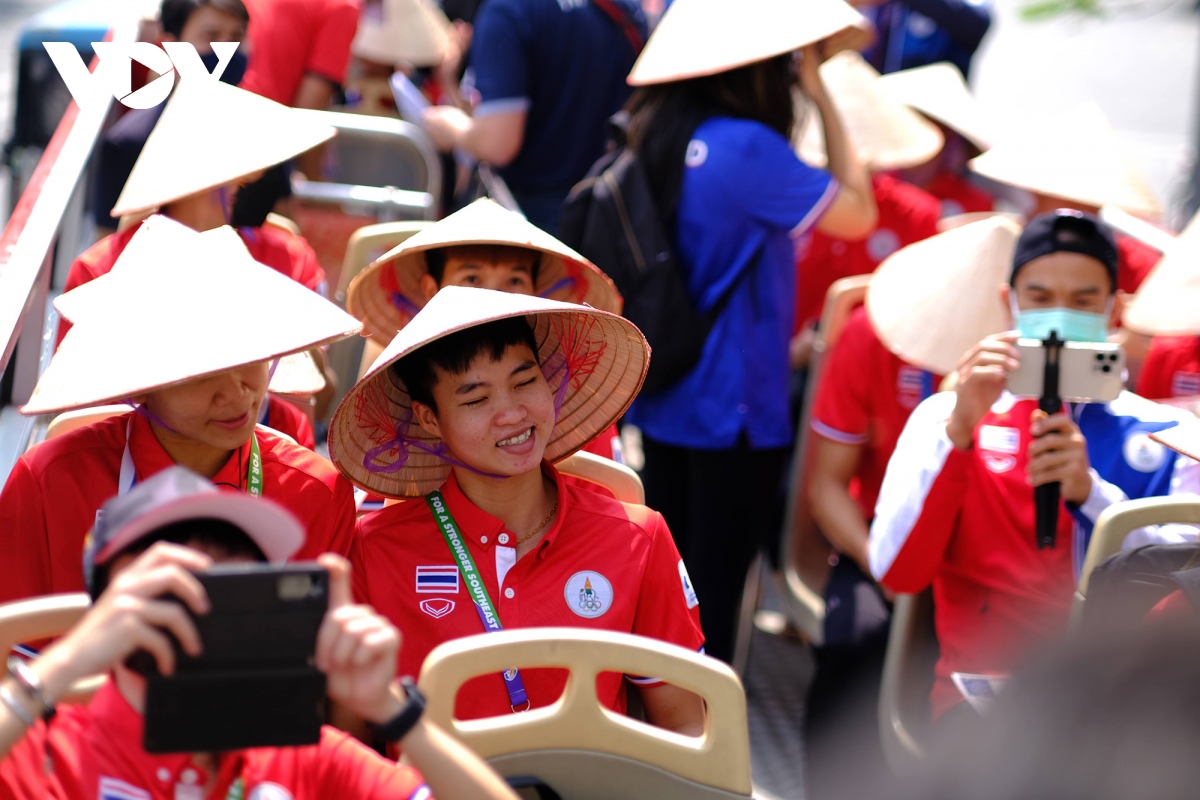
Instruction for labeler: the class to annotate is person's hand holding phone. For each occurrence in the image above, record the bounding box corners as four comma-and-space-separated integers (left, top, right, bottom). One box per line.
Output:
31, 543, 212, 703
946, 332, 1022, 451
1027, 410, 1093, 503
314, 554, 405, 726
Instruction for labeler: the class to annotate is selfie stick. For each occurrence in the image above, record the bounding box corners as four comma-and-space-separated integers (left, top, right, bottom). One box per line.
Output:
1036, 331, 1064, 549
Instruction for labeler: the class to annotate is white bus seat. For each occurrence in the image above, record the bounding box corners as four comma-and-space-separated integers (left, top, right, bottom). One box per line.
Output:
263, 212, 302, 236
878, 590, 937, 774
0, 593, 103, 705
381, 450, 644, 509
776, 274, 873, 646
418, 627, 753, 800
328, 221, 432, 407
44, 405, 131, 441
1070, 495, 1200, 630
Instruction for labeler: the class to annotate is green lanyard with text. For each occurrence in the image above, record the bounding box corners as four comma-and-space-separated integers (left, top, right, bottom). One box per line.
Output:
245, 434, 263, 496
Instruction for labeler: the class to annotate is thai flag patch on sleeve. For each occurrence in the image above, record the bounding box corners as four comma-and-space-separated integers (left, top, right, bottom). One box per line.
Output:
99, 777, 152, 800
416, 566, 460, 594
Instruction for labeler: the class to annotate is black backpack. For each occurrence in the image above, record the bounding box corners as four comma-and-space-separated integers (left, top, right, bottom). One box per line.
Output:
560, 146, 735, 395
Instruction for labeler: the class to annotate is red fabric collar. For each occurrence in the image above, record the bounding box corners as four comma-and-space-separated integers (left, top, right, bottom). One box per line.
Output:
440, 463, 569, 559
128, 411, 256, 492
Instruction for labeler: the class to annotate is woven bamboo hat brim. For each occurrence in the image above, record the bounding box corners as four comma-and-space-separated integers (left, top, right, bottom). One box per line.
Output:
26, 216, 362, 416
937, 210, 1024, 233
268, 352, 326, 396
352, 0, 451, 67
969, 103, 1161, 219
867, 215, 1022, 375
347, 198, 623, 346
329, 286, 649, 498
111, 78, 337, 217
876, 62, 992, 152
796, 51, 944, 172
1123, 211, 1200, 335
628, 0, 865, 86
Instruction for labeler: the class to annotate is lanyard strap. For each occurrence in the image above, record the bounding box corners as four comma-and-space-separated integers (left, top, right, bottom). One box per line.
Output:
425, 490, 530, 712
118, 418, 264, 497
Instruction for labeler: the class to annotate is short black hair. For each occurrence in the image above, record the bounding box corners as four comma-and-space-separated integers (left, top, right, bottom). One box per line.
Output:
160, 0, 250, 38
422, 244, 542, 287
392, 317, 540, 413
91, 518, 265, 598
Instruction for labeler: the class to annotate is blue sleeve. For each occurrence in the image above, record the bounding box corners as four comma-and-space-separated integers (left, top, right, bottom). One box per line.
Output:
469, 0, 532, 115
692, 120, 836, 235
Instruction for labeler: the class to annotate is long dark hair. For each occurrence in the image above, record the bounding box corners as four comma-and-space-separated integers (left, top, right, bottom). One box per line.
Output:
625, 53, 799, 222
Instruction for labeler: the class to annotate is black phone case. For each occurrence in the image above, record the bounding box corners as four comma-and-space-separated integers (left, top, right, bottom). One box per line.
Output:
137, 563, 329, 754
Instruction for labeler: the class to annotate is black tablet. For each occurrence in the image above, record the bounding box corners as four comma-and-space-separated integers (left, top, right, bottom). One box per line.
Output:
137, 562, 329, 754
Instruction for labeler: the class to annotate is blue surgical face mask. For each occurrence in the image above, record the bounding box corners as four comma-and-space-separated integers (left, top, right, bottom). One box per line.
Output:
200, 48, 248, 87
1011, 296, 1113, 343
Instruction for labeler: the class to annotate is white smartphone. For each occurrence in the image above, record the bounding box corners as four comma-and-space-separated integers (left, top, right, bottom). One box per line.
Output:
1006, 339, 1125, 403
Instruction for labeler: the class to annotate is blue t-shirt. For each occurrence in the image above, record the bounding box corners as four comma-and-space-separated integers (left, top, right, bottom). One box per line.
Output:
468, 0, 646, 193
625, 117, 836, 450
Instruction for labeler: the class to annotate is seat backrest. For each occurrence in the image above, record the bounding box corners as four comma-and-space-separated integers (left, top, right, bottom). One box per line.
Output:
777, 274, 872, 645
44, 405, 130, 440
878, 590, 937, 774
263, 212, 301, 236
1070, 495, 1200, 628
556, 450, 645, 505
0, 593, 103, 704
418, 627, 752, 800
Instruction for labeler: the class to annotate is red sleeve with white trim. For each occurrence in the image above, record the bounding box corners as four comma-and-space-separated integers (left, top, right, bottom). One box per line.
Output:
869, 392, 972, 593
811, 307, 873, 445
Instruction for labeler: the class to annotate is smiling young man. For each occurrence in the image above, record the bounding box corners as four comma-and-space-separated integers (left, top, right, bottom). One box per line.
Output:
868, 210, 1200, 721
0, 217, 362, 605
329, 288, 706, 735
0, 467, 518, 800
347, 197, 625, 464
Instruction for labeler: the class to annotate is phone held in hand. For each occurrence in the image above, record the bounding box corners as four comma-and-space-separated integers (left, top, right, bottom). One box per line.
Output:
130, 563, 329, 754
1006, 339, 1125, 404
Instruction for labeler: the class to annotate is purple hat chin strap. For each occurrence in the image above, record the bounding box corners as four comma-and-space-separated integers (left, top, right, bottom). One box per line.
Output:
123, 399, 179, 435
360, 358, 572, 479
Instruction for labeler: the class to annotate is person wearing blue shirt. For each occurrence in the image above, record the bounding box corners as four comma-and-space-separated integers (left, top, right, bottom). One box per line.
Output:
620, 0, 879, 663
423, 0, 647, 234
862, 0, 992, 77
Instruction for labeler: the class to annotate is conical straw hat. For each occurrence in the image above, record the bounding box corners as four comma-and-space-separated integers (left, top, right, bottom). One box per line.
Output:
111, 78, 337, 217
937, 210, 1023, 233
876, 62, 992, 152
26, 216, 362, 416
969, 103, 1161, 219
796, 51, 944, 172
268, 352, 326, 396
352, 0, 451, 67
347, 198, 623, 346
329, 286, 649, 498
628, 0, 866, 87
1123, 211, 1200, 335
866, 215, 1021, 375
1151, 424, 1200, 462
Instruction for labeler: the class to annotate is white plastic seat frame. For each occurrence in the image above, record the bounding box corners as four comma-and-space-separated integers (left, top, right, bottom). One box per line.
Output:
0, 593, 103, 704
418, 627, 752, 799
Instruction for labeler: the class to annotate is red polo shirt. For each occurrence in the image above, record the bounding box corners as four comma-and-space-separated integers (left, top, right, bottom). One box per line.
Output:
240, 0, 361, 105
1116, 233, 1160, 296
265, 394, 317, 450
925, 171, 994, 216
0, 680, 427, 800
352, 465, 705, 719
1136, 335, 1200, 400
794, 174, 941, 332
580, 423, 622, 462
0, 412, 354, 604
56, 222, 326, 347
811, 306, 942, 519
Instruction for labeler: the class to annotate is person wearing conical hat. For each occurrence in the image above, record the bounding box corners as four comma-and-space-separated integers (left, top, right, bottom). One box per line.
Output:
791, 50, 945, 339
347, 197, 625, 464
877, 61, 997, 217
57, 76, 339, 445
329, 287, 706, 733
868, 210, 1200, 723
619, 0, 879, 665
0, 217, 363, 606
969, 103, 1163, 297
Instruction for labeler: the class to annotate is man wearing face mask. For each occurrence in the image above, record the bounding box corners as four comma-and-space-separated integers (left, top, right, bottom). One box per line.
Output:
93, 0, 251, 232
868, 210, 1200, 723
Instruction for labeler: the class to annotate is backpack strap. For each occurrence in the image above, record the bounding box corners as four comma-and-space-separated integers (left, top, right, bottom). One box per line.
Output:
590, 0, 645, 54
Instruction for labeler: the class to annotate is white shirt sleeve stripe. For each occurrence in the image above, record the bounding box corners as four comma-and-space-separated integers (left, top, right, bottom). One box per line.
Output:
811, 418, 870, 446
